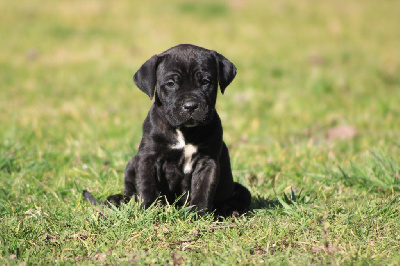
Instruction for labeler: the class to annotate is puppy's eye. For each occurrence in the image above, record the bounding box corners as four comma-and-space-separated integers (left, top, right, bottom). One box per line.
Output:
201, 78, 210, 85
165, 80, 175, 88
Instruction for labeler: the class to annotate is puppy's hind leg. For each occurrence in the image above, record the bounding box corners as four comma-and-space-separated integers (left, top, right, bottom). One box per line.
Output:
229, 182, 251, 214
104, 156, 139, 207
214, 183, 251, 217
124, 156, 137, 200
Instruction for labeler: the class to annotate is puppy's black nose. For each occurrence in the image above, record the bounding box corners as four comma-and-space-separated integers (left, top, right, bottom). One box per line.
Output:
183, 101, 199, 112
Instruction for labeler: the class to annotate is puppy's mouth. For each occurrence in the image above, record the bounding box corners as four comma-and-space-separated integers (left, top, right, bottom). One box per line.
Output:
182, 118, 198, 128
173, 111, 214, 128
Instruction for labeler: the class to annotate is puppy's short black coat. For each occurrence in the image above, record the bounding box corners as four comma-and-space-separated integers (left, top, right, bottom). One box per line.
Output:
84, 44, 251, 216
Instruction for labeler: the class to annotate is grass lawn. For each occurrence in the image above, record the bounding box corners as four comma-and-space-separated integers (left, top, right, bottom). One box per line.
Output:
1, 0, 399, 264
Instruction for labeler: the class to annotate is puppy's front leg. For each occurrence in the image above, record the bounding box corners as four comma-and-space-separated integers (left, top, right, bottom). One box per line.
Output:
136, 156, 159, 208
190, 157, 219, 214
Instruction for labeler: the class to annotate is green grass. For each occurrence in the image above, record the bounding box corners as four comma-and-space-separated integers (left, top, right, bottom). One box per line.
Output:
1, 0, 400, 264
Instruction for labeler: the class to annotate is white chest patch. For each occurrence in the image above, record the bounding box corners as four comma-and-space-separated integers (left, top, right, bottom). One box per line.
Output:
170, 129, 198, 174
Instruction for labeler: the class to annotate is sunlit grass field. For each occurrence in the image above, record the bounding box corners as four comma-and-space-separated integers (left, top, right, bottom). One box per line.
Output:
1, 0, 399, 264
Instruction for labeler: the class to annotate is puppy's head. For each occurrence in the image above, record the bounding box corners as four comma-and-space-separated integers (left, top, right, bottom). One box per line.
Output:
133, 44, 236, 128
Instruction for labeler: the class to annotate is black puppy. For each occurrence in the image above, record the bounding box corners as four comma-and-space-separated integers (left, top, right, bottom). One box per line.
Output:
84, 44, 251, 216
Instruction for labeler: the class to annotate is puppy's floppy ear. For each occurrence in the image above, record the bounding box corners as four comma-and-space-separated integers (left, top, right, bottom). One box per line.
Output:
133, 55, 159, 100
215, 52, 237, 94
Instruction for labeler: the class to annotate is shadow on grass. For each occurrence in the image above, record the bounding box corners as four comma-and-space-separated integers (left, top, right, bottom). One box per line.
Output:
251, 195, 284, 210
249, 188, 314, 212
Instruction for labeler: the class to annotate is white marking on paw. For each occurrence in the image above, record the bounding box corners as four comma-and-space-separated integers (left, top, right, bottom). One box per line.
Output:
170, 129, 198, 174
